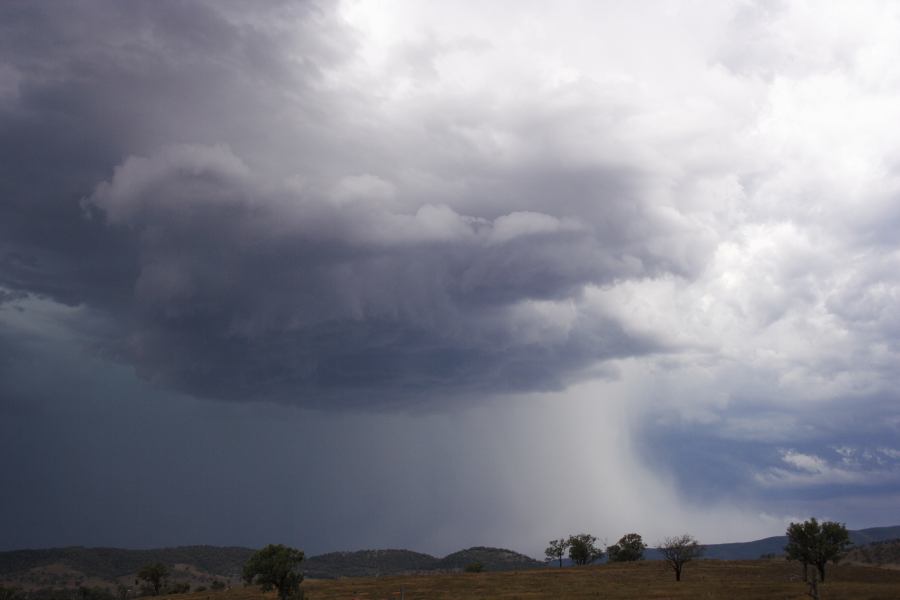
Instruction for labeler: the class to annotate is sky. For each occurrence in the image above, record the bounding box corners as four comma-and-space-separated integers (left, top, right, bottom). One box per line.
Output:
2, 0, 900, 557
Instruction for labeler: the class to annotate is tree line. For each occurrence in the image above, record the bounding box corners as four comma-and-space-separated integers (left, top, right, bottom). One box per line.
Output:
544, 532, 703, 581
541, 518, 851, 585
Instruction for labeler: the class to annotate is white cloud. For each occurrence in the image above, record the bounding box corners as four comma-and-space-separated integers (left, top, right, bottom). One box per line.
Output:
782, 450, 828, 474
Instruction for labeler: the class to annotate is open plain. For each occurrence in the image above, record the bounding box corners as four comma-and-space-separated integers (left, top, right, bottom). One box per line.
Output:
180, 560, 900, 600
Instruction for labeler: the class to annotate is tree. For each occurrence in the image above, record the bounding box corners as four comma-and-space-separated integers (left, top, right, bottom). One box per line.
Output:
464, 561, 484, 573
567, 533, 604, 566
660, 534, 703, 581
607, 533, 646, 562
137, 563, 168, 596
785, 518, 851, 583
785, 519, 817, 582
544, 538, 570, 568
242, 544, 305, 600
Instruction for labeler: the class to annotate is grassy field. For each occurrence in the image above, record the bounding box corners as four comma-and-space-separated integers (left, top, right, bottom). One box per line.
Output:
179, 559, 900, 600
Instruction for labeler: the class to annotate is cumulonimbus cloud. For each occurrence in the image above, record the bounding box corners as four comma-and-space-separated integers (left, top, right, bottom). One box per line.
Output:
81, 142, 672, 406
0, 0, 727, 407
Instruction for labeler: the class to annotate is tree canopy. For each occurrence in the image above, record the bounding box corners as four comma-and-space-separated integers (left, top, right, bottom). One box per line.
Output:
567, 534, 604, 566
242, 544, 305, 600
785, 518, 851, 583
607, 533, 646, 562
136, 562, 168, 596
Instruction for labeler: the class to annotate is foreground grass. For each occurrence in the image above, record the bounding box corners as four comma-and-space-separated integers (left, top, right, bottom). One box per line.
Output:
181, 560, 900, 600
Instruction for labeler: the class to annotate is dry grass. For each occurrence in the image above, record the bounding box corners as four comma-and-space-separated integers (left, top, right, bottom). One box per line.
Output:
179, 560, 900, 600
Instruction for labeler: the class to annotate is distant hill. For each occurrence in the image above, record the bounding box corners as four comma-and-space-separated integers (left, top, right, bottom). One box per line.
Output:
303, 549, 439, 578
644, 525, 900, 561
0, 546, 253, 591
436, 547, 544, 572
3, 525, 899, 588
304, 546, 543, 578
844, 538, 900, 567
0, 545, 252, 580
0, 545, 543, 588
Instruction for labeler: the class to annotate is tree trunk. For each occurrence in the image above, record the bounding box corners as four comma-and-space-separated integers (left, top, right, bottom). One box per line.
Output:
558, 556, 562, 568
807, 568, 820, 600
675, 564, 682, 582
817, 562, 826, 583
802, 561, 808, 582
808, 577, 819, 600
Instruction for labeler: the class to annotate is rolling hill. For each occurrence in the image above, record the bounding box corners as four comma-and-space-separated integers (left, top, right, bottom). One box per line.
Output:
2, 524, 899, 589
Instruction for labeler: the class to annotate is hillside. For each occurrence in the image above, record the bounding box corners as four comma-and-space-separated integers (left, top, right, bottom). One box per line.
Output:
0, 546, 252, 589
845, 539, 900, 567
303, 546, 543, 578
436, 547, 545, 571
303, 549, 439, 578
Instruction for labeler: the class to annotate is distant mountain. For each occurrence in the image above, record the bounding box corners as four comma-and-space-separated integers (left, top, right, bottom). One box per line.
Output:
645, 525, 900, 561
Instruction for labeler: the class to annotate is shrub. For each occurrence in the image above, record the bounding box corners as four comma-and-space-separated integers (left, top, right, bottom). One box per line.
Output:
464, 562, 484, 573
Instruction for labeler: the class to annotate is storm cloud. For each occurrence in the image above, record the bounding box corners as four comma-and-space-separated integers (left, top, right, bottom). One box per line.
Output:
0, 0, 710, 407
3, 0, 900, 554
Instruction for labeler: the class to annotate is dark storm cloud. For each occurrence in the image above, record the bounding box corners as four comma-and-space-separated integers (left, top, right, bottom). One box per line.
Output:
0, 1, 703, 407
0, 0, 338, 307
5, 0, 900, 554
81, 144, 664, 405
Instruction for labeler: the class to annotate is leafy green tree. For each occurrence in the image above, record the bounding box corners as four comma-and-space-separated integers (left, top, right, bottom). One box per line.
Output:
243, 544, 305, 600
544, 538, 571, 568
607, 533, 646, 562
660, 534, 703, 581
785, 518, 851, 583
137, 562, 168, 596
785, 518, 817, 582
567, 533, 604, 565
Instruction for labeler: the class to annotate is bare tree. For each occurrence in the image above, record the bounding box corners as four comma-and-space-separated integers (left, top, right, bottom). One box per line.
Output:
659, 534, 703, 581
